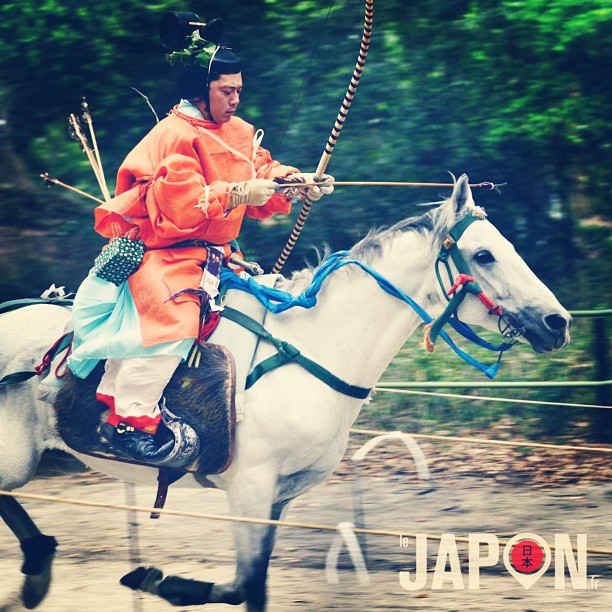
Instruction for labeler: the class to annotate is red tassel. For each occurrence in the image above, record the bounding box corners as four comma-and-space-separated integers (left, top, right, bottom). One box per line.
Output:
198, 311, 221, 343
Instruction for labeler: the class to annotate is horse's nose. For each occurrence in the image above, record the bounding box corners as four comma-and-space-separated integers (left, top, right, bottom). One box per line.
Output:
544, 312, 572, 339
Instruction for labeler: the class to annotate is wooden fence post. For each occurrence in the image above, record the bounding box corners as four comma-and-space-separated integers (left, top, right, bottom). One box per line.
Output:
592, 316, 611, 442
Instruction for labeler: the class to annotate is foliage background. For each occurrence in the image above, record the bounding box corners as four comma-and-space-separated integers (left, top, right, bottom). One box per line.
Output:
0, 0, 610, 439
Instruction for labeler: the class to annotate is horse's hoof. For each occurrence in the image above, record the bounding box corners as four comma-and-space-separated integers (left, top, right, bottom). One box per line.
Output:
20, 555, 53, 610
18, 535, 57, 610
158, 576, 214, 606
20, 535, 57, 575
120, 566, 164, 594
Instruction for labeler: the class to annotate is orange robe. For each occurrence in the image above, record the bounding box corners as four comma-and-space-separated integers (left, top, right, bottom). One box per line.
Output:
93, 107, 296, 347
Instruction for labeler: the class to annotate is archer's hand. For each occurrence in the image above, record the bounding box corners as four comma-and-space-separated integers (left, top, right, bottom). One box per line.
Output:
229, 179, 278, 209
281, 172, 335, 201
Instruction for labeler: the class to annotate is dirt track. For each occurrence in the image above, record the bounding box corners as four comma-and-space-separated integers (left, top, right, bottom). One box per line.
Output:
0, 447, 611, 612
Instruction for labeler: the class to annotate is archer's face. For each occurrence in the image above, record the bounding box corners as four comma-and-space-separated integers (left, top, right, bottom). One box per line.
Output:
208, 74, 243, 123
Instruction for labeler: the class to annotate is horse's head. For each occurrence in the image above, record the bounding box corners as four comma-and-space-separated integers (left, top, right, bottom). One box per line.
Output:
432, 174, 571, 353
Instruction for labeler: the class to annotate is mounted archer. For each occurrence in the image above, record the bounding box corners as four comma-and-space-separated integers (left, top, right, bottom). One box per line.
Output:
68, 11, 334, 467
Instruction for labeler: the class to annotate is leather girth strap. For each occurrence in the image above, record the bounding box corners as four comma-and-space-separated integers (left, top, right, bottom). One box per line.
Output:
220, 306, 371, 400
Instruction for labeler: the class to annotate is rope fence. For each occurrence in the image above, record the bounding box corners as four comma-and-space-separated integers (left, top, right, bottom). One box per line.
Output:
374, 380, 612, 389
570, 309, 612, 317
349, 427, 612, 454
372, 386, 611, 410
1, 490, 610, 556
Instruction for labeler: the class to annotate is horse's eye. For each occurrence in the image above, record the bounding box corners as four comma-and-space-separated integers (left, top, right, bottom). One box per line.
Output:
474, 249, 495, 265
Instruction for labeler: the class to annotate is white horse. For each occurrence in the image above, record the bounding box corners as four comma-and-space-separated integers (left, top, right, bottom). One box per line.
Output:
0, 175, 571, 610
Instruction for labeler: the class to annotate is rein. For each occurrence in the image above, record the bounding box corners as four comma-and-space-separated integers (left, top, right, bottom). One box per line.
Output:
219, 214, 518, 391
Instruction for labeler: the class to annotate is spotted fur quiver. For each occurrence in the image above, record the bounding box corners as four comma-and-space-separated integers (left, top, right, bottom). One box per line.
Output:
93, 235, 145, 285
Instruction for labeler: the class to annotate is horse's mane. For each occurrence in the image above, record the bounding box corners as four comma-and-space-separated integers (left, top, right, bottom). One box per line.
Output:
278, 200, 453, 294
349, 205, 442, 264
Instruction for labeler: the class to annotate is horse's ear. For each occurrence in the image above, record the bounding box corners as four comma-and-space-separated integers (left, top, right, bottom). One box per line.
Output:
451, 174, 474, 214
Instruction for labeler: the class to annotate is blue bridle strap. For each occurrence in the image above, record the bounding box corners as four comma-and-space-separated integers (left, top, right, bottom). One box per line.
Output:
220, 248, 510, 379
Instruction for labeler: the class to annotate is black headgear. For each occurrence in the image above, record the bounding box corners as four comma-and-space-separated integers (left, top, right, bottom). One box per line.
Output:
160, 12, 241, 99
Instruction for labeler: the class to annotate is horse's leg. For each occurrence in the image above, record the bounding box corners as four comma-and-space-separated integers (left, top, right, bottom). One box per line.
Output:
0, 395, 57, 610
230, 499, 288, 611
159, 500, 287, 609
121, 494, 288, 611
0, 495, 57, 610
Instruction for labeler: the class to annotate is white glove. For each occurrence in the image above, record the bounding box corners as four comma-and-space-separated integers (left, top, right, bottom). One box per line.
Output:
294, 172, 335, 202
228, 179, 278, 209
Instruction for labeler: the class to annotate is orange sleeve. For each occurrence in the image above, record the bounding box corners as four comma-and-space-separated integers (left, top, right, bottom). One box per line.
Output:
253, 145, 298, 181
139, 153, 238, 245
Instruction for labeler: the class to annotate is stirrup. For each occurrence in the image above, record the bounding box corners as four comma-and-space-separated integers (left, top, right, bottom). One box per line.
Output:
157, 399, 201, 468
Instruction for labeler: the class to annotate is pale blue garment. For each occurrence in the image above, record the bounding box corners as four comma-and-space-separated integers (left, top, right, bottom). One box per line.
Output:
68, 271, 194, 379
177, 99, 205, 118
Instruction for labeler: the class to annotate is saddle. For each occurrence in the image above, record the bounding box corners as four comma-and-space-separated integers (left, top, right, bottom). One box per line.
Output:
54, 343, 236, 484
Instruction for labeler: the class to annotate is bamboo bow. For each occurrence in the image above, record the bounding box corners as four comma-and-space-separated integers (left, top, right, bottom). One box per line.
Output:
271, 0, 374, 274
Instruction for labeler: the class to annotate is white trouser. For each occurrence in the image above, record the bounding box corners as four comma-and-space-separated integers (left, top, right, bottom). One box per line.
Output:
97, 355, 182, 423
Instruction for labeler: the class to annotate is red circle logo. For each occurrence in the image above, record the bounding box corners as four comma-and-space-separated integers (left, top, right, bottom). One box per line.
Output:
510, 539, 545, 574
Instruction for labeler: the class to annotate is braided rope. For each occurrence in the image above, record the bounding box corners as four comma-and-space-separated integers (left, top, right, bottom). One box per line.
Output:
272, 0, 374, 274
2, 489, 611, 554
